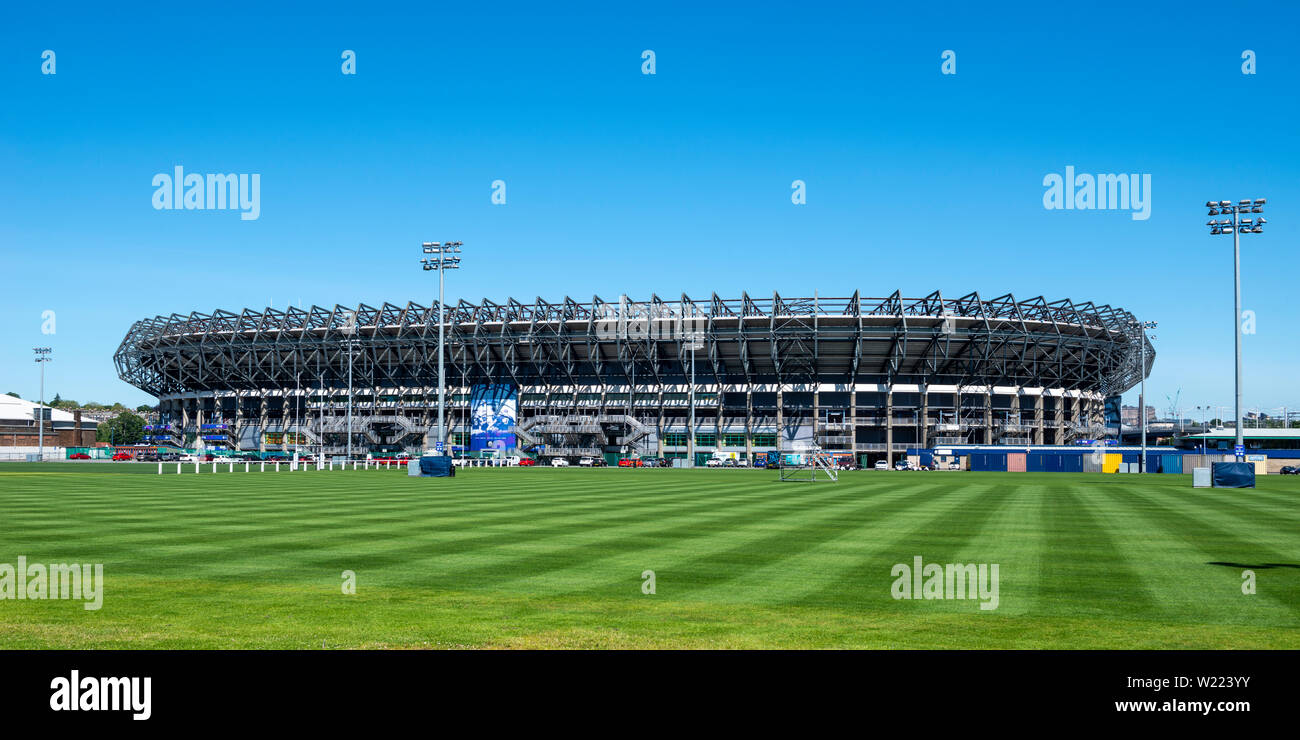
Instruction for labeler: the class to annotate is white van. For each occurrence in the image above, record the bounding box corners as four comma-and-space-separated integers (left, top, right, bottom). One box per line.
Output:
551, 458, 569, 467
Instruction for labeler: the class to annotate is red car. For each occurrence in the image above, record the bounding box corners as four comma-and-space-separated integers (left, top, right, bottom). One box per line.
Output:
111, 452, 134, 461
618, 458, 643, 468
518, 458, 536, 466
69, 453, 91, 460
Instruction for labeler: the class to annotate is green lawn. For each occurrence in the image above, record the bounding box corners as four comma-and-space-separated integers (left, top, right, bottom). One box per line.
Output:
0, 463, 1297, 649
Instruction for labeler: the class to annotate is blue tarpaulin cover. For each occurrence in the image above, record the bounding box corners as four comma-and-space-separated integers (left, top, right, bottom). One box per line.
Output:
419, 456, 455, 478
1211, 462, 1255, 488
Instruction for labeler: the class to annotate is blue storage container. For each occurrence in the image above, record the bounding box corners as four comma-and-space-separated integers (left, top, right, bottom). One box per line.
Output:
1027, 453, 1066, 472
1063, 454, 1083, 473
1160, 455, 1182, 474
970, 453, 1007, 472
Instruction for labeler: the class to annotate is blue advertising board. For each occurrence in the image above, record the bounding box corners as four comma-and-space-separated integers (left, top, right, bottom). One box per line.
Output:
470, 384, 517, 452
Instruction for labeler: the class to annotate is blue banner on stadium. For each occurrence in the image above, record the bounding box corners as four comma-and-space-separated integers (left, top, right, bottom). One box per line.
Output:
470, 384, 517, 452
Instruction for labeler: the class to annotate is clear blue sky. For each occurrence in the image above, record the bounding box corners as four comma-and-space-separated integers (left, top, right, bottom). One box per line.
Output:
1, 1, 1297, 418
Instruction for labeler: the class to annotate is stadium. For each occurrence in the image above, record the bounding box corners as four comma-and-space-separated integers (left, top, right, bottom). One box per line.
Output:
113, 290, 1154, 466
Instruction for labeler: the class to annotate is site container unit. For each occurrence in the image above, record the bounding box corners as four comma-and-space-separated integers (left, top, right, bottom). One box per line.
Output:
1028, 453, 1068, 472
970, 453, 1007, 472
1102, 453, 1122, 473
1159, 455, 1182, 474
603, 452, 620, 467
1007, 452, 1027, 472
1062, 454, 1083, 473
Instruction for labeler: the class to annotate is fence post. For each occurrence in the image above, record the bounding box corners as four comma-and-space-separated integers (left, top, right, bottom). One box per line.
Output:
176, 462, 181, 474
158, 461, 162, 475
212, 462, 217, 473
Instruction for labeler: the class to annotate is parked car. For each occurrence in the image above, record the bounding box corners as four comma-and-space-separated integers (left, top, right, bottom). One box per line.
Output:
617, 458, 642, 468
578, 457, 595, 467
551, 458, 569, 467
874, 460, 889, 470
137, 452, 160, 462
705, 458, 723, 468
111, 452, 134, 461
722, 458, 738, 467
894, 460, 910, 471
69, 452, 91, 460
518, 458, 536, 466
1281, 466, 1300, 475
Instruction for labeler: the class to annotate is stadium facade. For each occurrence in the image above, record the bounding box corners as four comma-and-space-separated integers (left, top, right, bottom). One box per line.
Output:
114, 291, 1153, 465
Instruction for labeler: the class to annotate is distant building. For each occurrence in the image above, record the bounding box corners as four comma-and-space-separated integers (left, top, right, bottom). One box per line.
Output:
1120, 405, 1155, 425
0, 395, 99, 447
1178, 428, 1300, 453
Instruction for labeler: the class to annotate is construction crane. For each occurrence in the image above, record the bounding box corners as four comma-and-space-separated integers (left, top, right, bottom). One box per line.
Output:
1166, 389, 1182, 431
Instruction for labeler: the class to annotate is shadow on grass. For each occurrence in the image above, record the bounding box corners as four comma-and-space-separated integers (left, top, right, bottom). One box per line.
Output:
1207, 562, 1300, 570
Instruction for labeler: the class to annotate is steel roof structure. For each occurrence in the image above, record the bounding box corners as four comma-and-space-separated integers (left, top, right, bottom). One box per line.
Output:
115, 290, 1153, 398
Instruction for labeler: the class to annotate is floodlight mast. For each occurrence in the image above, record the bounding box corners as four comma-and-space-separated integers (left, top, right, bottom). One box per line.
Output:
1206, 198, 1265, 461
342, 310, 357, 460
1137, 322, 1156, 473
33, 347, 51, 461
422, 241, 463, 455
685, 318, 704, 467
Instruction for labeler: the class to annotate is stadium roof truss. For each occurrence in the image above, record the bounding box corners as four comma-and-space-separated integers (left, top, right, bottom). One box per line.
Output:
115, 291, 1154, 398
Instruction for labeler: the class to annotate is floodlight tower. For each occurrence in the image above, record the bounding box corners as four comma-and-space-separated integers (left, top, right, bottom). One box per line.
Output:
421, 241, 462, 455
33, 347, 51, 461
342, 310, 357, 460
1137, 322, 1156, 472
1205, 197, 1266, 461
685, 330, 703, 466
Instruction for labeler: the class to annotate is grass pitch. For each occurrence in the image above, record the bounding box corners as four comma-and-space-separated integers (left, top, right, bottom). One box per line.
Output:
1, 463, 1297, 649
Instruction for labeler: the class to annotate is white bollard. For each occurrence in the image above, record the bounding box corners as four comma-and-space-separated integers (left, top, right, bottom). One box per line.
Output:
229, 463, 234, 473
245, 462, 249, 473
275, 461, 280, 472
176, 463, 181, 474
158, 461, 163, 475
330, 461, 334, 471
260, 461, 265, 472
195, 462, 200, 474
212, 462, 217, 473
